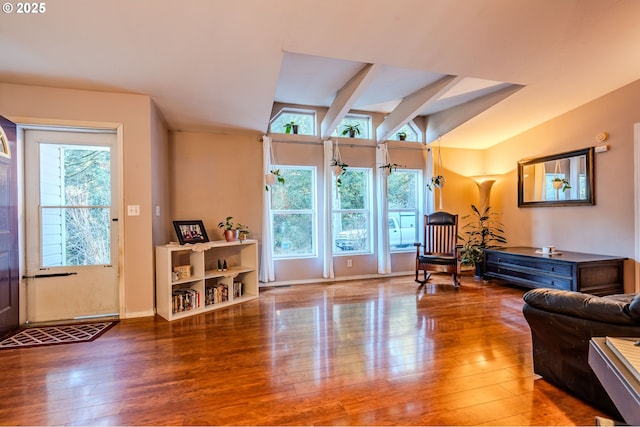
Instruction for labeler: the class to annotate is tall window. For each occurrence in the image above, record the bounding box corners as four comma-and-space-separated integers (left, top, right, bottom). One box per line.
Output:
270, 109, 316, 136
333, 168, 373, 254
387, 169, 422, 252
271, 166, 316, 258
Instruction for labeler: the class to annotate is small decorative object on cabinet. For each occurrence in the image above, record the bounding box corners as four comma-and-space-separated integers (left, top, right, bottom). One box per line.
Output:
155, 239, 259, 321
173, 220, 209, 245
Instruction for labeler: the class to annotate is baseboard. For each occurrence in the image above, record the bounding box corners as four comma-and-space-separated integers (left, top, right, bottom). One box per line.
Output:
260, 271, 415, 287
121, 310, 156, 319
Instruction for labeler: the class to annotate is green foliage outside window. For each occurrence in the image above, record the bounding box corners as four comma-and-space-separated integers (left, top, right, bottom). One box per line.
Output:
271, 167, 316, 257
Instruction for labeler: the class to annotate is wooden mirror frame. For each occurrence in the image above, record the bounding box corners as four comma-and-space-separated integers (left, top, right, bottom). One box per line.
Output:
517, 147, 595, 207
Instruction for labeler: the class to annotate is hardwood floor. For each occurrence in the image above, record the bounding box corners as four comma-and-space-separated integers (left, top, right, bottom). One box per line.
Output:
0, 274, 608, 426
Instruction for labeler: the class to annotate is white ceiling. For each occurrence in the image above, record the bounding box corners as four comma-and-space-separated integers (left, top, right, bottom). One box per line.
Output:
1, 0, 640, 148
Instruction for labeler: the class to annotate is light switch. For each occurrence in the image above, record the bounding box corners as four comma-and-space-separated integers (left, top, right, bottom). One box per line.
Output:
127, 205, 140, 216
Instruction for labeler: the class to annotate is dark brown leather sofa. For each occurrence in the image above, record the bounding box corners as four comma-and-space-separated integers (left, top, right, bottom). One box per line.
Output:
522, 288, 640, 418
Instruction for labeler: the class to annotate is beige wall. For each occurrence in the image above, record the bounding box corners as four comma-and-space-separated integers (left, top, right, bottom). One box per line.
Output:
0, 82, 158, 318
169, 132, 433, 282
4, 76, 638, 309
169, 130, 264, 243
482, 79, 640, 292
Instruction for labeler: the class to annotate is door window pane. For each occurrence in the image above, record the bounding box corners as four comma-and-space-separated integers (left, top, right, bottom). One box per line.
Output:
40, 144, 111, 267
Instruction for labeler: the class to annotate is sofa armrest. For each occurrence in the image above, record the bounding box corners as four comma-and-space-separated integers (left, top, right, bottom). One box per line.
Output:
523, 288, 639, 325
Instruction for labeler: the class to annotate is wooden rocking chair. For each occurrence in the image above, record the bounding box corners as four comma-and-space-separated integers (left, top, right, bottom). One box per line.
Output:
414, 211, 461, 288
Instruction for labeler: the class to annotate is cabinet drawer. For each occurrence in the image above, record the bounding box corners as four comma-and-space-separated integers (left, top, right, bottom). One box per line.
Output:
485, 252, 572, 276
486, 264, 572, 290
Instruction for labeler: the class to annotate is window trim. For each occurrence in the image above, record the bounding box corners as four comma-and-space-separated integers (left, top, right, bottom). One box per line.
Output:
270, 165, 318, 260
387, 168, 423, 253
270, 108, 317, 136
332, 167, 373, 256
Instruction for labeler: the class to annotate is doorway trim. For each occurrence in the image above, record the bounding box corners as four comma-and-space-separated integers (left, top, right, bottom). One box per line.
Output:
13, 117, 125, 323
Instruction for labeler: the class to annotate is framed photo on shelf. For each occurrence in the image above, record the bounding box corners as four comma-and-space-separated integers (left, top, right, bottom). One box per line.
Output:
173, 220, 209, 245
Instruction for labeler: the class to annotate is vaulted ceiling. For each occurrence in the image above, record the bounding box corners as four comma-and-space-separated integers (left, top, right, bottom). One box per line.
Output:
2, 0, 640, 148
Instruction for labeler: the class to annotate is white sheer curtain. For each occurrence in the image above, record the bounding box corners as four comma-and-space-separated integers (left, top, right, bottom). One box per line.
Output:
569, 156, 580, 199
322, 140, 334, 279
534, 162, 547, 201
260, 136, 275, 282
425, 147, 435, 214
376, 143, 391, 274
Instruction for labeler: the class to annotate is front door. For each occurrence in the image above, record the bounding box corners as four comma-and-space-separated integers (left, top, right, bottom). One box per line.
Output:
24, 128, 119, 322
0, 116, 19, 337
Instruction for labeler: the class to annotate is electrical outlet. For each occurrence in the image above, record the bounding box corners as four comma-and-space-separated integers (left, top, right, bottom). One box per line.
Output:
127, 205, 140, 216
347, 259, 353, 268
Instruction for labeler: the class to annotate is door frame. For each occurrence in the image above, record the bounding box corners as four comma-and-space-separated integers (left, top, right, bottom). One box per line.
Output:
14, 118, 125, 323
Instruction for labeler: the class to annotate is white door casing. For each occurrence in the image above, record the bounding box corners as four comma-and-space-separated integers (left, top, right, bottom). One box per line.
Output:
24, 128, 119, 322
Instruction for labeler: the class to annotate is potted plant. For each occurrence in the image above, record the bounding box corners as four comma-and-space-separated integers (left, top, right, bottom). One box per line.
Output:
265, 168, 285, 191
397, 131, 407, 141
330, 158, 348, 187
459, 205, 507, 278
236, 223, 249, 241
341, 123, 361, 138
283, 121, 298, 134
217, 216, 239, 242
379, 163, 401, 176
552, 177, 571, 191
426, 175, 445, 191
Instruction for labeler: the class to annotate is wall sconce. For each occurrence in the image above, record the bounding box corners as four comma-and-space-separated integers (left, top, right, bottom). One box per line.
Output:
469, 175, 498, 211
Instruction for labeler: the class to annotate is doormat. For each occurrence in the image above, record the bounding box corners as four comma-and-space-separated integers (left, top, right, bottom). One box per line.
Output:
0, 321, 117, 350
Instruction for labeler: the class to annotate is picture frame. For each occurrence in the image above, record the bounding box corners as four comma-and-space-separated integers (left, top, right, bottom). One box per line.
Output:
173, 220, 209, 245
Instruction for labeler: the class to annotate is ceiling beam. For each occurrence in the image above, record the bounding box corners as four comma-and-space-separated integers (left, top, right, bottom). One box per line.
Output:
321, 63, 381, 140
376, 75, 462, 144
425, 84, 524, 144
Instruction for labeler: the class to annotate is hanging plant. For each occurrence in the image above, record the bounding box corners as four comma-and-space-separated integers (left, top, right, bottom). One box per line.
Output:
552, 177, 571, 191
330, 141, 348, 187
379, 163, 402, 176
265, 169, 285, 191
426, 175, 445, 191
552, 160, 571, 191
331, 158, 348, 187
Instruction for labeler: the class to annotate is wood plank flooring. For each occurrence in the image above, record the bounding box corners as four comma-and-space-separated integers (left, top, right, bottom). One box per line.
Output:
0, 274, 609, 425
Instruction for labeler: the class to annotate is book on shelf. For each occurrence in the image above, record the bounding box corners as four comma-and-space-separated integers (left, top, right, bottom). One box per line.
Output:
172, 288, 200, 313
605, 336, 640, 383
233, 281, 243, 298
205, 284, 228, 305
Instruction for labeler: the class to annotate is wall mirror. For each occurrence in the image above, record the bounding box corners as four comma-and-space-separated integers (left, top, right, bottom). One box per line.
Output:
518, 147, 594, 207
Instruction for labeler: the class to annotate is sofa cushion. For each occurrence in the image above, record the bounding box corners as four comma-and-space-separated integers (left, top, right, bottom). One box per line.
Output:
523, 288, 639, 325
627, 293, 640, 321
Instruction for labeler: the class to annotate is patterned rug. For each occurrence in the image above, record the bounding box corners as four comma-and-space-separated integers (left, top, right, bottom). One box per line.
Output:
0, 321, 117, 349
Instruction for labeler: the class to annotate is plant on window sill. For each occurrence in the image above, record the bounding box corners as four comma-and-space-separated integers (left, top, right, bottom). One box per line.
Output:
396, 131, 407, 141
341, 124, 361, 138
283, 121, 298, 134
